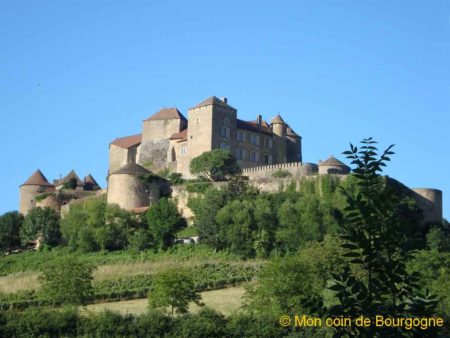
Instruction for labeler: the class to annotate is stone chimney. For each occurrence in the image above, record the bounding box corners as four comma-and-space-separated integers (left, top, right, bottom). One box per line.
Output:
220, 97, 228, 104
257, 115, 262, 126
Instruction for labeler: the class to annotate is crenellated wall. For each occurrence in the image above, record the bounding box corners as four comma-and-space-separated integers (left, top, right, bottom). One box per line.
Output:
242, 162, 318, 180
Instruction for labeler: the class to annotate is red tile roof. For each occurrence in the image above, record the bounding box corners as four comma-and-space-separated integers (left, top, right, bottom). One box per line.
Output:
237, 119, 272, 135
145, 108, 186, 121
169, 128, 188, 141
55, 170, 83, 186
21, 169, 54, 187
190, 96, 236, 110
110, 134, 142, 149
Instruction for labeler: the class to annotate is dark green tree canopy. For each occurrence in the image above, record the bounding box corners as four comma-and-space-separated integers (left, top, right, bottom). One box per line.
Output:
190, 149, 241, 181
0, 211, 23, 251
39, 257, 94, 305
21, 207, 61, 247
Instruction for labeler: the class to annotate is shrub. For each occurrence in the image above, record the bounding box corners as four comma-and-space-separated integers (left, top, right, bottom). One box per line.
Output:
271, 170, 292, 178
39, 257, 94, 305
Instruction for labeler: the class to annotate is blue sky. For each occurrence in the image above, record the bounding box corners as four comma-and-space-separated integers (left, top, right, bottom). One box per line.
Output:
1, 1, 448, 219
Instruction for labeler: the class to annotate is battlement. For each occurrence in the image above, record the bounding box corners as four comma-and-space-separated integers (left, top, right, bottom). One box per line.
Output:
242, 162, 318, 180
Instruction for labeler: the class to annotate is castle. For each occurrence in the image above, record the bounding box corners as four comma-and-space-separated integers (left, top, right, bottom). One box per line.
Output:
19, 95, 443, 225
108, 96, 303, 178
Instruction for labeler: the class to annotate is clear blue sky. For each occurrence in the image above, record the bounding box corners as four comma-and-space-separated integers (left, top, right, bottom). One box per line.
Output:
1, 1, 448, 219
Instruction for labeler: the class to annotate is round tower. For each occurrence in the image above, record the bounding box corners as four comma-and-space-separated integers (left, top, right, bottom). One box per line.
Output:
107, 162, 160, 210
411, 188, 443, 225
318, 156, 350, 175
19, 169, 55, 215
271, 114, 287, 163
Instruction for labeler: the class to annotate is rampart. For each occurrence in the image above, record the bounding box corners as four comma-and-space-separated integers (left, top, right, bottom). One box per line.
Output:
242, 162, 318, 180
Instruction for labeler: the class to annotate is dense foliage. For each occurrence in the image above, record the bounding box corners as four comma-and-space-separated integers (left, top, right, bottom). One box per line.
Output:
20, 207, 61, 247
0, 211, 23, 251
190, 149, 241, 181
39, 258, 94, 305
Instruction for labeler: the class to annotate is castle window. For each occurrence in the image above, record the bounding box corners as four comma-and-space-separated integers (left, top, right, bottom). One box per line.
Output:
264, 154, 269, 164
220, 143, 230, 150
224, 118, 230, 127
251, 151, 258, 162
221, 126, 230, 139
236, 148, 242, 159
250, 134, 259, 146
171, 147, 177, 161
264, 138, 269, 148
180, 144, 187, 156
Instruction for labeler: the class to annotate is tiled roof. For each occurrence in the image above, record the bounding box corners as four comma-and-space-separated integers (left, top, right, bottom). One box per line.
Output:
145, 108, 187, 121
110, 134, 142, 149
320, 156, 348, 167
169, 128, 188, 141
237, 119, 272, 135
55, 170, 83, 186
21, 169, 53, 187
84, 174, 100, 186
190, 96, 236, 110
287, 126, 300, 138
110, 162, 151, 176
271, 114, 286, 124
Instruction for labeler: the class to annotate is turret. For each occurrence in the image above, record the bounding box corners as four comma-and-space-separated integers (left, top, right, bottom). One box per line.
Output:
270, 114, 287, 163
19, 169, 55, 215
107, 162, 159, 210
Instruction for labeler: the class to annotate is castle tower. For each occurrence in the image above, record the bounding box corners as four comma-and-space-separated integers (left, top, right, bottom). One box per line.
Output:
19, 169, 55, 215
411, 188, 443, 225
286, 126, 302, 162
271, 114, 287, 164
107, 162, 159, 210
139, 108, 187, 171
187, 96, 237, 165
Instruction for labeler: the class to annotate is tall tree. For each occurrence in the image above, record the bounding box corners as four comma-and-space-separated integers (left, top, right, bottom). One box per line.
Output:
329, 138, 438, 337
20, 207, 61, 247
0, 211, 23, 251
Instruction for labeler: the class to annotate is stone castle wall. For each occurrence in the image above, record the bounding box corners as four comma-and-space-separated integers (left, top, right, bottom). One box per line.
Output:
242, 162, 318, 180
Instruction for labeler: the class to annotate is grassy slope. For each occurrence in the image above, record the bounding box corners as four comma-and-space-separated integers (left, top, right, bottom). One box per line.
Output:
83, 286, 246, 317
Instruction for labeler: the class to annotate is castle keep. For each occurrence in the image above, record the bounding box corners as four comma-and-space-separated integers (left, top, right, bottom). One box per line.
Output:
108, 96, 302, 178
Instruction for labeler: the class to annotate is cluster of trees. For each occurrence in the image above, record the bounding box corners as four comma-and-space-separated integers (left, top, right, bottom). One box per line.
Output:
0, 196, 186, 253
188, 172, 426, 258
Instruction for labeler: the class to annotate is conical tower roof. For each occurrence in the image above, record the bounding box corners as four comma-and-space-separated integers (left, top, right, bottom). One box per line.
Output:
21, 169, 53, 187
271, 114, 286, 124
56, 170, 83, 186
110, 162, 151, 176
320, 156, 348, 167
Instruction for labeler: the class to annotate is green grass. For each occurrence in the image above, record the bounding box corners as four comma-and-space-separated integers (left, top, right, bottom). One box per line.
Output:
83, 286, 246, 317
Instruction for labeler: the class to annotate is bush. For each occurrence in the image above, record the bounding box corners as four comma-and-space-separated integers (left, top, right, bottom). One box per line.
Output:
39, 257, 94, 305
271, 170, 292, 178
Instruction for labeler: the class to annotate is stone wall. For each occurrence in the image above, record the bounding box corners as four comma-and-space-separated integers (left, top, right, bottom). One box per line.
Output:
139, 139, 170, 172
242, 162, 318, 180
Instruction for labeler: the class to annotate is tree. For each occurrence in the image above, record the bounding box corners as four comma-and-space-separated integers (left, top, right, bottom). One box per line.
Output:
190, 149, 241, 181
20, 207, 61, 247
148, 268, 202, 315
146, 198, 186, 250
245, 255, 323, 317
39, 257, 94, 305
0, 211, 23, 251
329, 138, 439, 337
